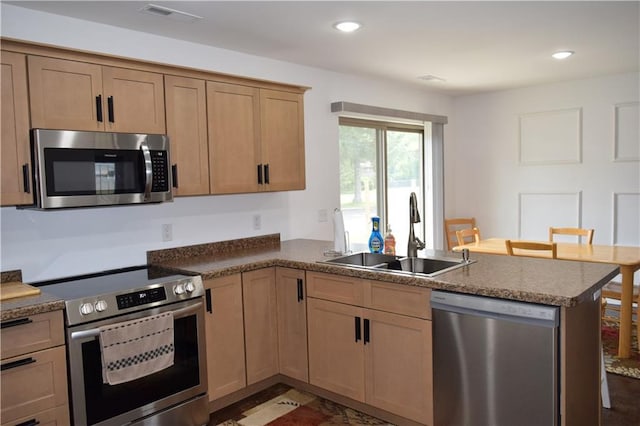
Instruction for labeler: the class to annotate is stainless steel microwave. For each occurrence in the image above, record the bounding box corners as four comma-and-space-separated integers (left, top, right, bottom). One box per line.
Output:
30, 129, 173, 209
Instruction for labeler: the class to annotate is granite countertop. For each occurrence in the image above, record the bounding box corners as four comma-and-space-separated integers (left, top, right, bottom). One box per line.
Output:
0, 270, 65, 321
0, 235, 619, 321
151, 236, 619, 307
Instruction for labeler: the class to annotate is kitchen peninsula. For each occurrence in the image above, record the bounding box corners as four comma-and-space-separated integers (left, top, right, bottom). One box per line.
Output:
146, 234, 617, 426
1, 234, 618, 426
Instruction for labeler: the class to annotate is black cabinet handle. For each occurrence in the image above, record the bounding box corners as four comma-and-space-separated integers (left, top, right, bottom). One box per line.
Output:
296, 278, 304, 302
107, 96, 115, 123
355, 316, 361, 342
22, 164, 30, 193
1, 357, 36, 371
96, 95, 103, 122
171, 164, 178, 188
205, 289, 212, 313
15, 419, 40, 426
264, 164, 270, 184
1, 317, 32, 329
257, 164, 263, 184
364, 318, 370, 344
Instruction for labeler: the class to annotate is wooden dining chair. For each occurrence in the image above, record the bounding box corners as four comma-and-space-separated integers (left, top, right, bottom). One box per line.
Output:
456, 227, 481, 246
548, 227, 594, 244
505, 240, 558, 259
444, 217, 476, 251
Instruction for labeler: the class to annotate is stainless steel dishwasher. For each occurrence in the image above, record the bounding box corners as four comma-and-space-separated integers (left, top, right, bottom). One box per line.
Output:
431, 291, 560, 426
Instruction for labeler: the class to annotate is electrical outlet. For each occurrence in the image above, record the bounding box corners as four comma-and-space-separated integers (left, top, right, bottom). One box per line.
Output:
318, 209, 328, 223
162, 224, 173, 242
253, 214, 261, 230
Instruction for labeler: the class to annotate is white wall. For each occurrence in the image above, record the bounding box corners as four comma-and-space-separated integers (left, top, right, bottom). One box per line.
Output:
0, 4, 453, 281
451, 73, 640, 282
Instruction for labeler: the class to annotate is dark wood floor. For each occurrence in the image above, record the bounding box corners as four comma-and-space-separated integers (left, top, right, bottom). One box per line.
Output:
602, 373, 640, 425
210, 373, 640, 425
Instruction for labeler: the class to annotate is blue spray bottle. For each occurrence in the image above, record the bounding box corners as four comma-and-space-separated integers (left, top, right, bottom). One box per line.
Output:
368, 216, 384, 253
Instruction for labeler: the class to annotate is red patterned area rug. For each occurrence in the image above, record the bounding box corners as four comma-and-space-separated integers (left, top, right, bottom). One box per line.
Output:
216, 387, 392, 426
602, 319, 640, 379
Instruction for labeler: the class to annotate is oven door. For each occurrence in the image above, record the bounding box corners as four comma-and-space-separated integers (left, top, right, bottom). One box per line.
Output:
67, 298, 208, 426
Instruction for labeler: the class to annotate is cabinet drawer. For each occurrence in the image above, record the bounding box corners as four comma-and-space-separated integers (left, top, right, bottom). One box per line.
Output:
367, 281, 431, 319
1, 346, 68, 423
2, 404, 70, 426
306, 272, 364, 305
1, 311, 64, 359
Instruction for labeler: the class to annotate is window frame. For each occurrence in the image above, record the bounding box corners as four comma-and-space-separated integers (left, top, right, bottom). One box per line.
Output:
338, 117, 427, 248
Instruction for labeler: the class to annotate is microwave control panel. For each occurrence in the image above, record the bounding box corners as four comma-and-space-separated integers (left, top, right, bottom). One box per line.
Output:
151, 151, 169, 192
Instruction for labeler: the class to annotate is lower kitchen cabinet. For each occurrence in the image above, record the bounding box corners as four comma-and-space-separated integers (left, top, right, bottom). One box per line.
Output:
308, 298, 365, 401
242, 268, 279, 385
365, 308, 432, 425
204, 274, 247, 401
275, 267, 308, 382
307, 272, 433, 425
0, 310, 69, 426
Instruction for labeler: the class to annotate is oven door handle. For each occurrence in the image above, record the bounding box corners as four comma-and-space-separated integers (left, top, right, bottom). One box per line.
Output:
70, 301, 203, 341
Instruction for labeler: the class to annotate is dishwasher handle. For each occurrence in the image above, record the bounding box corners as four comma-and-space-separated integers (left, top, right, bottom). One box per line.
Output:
431, 291, 559, 327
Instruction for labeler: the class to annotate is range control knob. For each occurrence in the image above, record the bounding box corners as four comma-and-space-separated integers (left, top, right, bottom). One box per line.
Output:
80, 302, 94, 315
95, 300, 108, 312
184, 280, 196, 293
174, 284, 185, 295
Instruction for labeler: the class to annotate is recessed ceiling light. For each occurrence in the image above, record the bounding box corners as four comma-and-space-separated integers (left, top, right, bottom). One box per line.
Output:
140, 4, 203, 23
333, 21, 362, 33
552, 51, 574, 60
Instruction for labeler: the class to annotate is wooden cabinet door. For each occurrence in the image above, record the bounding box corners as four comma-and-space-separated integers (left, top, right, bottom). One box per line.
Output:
275, 267, 308, 382
8, 404, 70, 426
28, 56, 103, 131
260, 89, 305, 191
164, 75, 210, 196
1, 51, 32, 206
102, 66, 165, 134
207, 81, 261, 194
0, 346, 68, 423
364, 309, 433, 425
242, 268, 279, 385
307, 297, 365, 402
203, 275, 246, 401
1, 311, 65, 360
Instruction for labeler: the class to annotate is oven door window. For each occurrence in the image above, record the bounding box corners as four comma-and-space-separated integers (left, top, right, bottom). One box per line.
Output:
82, 316, 200, 425
44, 148, 145, 196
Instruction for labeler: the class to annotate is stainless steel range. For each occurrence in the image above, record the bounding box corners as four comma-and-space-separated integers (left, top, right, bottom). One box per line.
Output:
34, 266, 209, 426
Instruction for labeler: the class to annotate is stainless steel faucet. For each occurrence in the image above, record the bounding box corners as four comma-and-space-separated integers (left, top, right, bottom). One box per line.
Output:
407, 192, 425, 257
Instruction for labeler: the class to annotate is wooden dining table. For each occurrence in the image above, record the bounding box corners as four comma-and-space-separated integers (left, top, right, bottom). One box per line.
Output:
453, 238, 640, 358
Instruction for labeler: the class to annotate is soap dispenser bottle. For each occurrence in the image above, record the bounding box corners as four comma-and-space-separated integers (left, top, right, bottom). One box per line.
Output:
368, 216, 384, 253
384, 224, 396, 255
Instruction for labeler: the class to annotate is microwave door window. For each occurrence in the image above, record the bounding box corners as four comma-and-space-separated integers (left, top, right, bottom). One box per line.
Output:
95, 163, 116, 194
52, 161, 96, 194
44, 148, 144, 196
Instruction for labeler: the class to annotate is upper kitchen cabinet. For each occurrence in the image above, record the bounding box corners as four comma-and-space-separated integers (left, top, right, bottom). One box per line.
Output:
260, 89, 305, 192
1, 51, 33, 206
164, 75, 210, 196
28, 56, 165, 134
207, 81, 261, 194
207, 81, 305, 194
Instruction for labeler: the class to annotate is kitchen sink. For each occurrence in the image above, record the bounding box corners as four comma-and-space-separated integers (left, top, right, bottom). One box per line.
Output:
323, 252, 473, 277
324, 252, 402, 267
378, 257, 466, 276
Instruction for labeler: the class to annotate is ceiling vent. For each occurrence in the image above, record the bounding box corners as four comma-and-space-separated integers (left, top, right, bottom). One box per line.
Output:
418, 74, 446, 83
139, 4, 203, 23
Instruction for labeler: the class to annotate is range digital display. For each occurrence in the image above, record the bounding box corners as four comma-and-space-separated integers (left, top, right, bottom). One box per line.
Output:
116, 287, 167, 310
